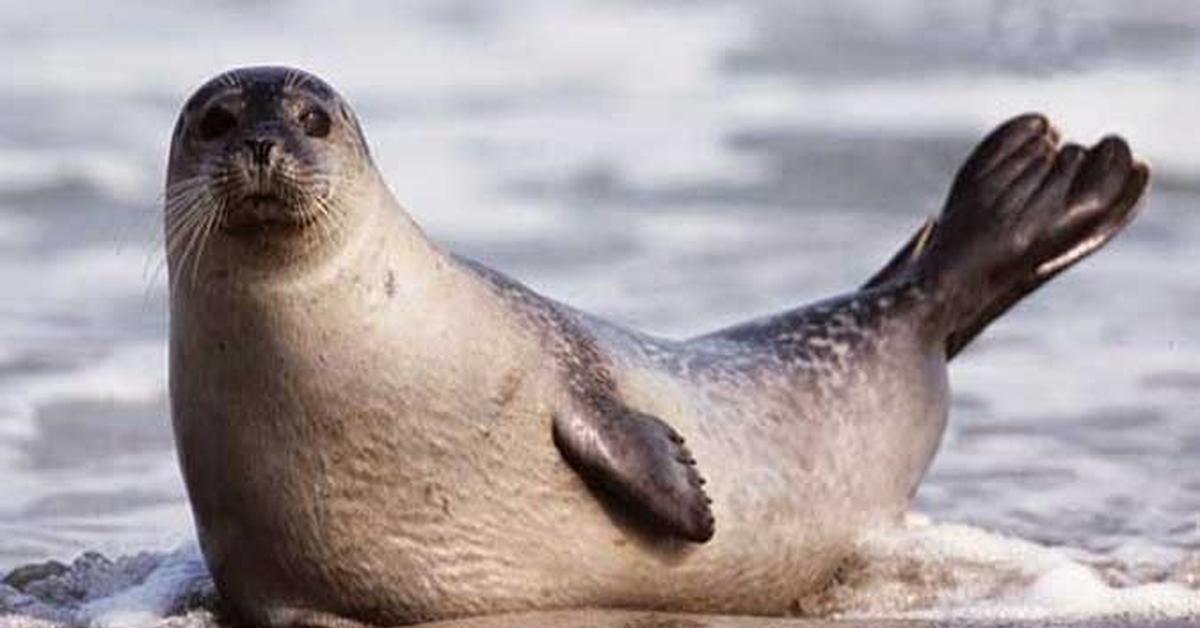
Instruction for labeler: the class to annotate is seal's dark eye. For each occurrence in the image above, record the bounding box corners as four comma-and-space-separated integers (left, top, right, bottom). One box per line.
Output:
197, 106, 237, 140
299, 107, 331, 138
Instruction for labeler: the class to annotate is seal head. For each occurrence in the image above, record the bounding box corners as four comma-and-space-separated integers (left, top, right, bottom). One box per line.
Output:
165, 67, 371, 276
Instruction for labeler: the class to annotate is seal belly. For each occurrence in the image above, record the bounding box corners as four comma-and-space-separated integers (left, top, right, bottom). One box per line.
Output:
175, 278, 946, 621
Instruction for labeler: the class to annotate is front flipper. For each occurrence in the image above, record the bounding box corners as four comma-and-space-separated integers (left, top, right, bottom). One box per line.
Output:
553, 403, 714, 543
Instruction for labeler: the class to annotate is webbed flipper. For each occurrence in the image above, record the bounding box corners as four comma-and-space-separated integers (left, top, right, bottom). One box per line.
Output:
860, 113, 1149, 359
553, 402, 714, 543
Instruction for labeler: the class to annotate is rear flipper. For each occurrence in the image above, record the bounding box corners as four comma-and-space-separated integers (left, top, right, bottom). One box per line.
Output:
866, 114, 1150, 358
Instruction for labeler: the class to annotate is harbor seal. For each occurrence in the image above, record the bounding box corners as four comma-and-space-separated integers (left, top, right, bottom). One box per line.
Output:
166, 66, 1149, 627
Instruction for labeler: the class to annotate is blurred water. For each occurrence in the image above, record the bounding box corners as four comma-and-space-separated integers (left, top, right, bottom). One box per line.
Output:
0, 0, 1197, 623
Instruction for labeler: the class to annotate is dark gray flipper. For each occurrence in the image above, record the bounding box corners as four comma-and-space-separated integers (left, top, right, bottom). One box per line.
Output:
553, 402, 714, 543
862, 113, 1149, 359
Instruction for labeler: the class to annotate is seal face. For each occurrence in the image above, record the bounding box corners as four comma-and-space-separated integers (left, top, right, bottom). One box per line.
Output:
165, 67, 370, 279
167, 67, 1148, 627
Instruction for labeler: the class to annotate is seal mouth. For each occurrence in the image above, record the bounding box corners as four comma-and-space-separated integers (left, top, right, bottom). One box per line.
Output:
244, 193, 278, 209
221, 191, 316, 236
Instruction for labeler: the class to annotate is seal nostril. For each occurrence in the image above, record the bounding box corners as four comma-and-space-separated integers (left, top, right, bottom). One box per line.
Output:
245, 139, 275, 167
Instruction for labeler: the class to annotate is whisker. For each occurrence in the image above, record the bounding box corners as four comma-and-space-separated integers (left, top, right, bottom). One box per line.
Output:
307, 193, 334, 246
189, 197, 225, 289
163, 159, 351, 292
169, 191, 218, 294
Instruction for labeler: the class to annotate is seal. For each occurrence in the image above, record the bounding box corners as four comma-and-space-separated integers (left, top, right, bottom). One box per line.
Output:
166, 66, 1150, 627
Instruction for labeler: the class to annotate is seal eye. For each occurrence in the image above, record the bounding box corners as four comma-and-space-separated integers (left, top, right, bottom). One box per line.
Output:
300, 107, 331, 138
197, 106, 237, 140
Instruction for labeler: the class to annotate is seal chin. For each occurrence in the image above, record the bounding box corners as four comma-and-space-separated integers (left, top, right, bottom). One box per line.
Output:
220, 194, 316, 236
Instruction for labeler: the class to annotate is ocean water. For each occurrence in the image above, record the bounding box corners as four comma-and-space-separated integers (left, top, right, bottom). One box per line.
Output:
0, 1, 1197, 625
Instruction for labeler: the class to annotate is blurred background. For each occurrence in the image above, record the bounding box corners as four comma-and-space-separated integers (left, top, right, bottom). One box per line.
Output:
0, 0, 1197, 617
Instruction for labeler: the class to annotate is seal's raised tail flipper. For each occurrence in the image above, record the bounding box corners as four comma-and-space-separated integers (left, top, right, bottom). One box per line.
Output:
865, 114, 1150, 359
553, 404, 714, 543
